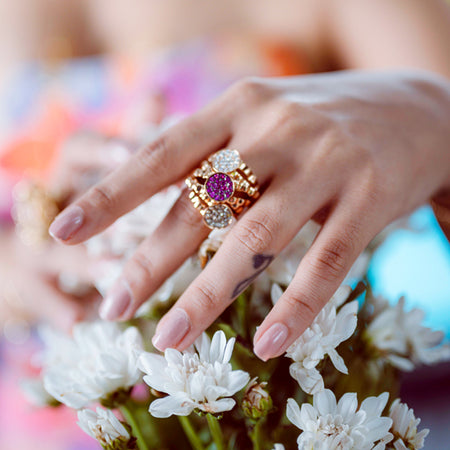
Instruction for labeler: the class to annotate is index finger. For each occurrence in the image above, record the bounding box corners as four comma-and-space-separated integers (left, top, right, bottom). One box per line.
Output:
48, 102, 231, 244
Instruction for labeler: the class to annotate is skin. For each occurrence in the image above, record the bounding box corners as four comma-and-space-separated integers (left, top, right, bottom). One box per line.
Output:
0, 228, 97, 330
50, 67, 450, 361
5, 0, 450, 357
0, 132, 125, 330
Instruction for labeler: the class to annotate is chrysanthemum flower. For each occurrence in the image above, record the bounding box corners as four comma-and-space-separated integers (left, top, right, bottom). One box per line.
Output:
42, 321, 144, 409
284, 285, 358, 394
286, 389, 393, 450
388, 399, 429, 449
138, 330, 250, 418
78, 407, 133, 449
364, 296, 450, 371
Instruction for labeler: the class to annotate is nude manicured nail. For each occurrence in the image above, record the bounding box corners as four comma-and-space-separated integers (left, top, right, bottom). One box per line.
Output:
253, 323, 288, 361
152, 308, 191, 351
49, 206, 85, 241
99, 280, 132, 321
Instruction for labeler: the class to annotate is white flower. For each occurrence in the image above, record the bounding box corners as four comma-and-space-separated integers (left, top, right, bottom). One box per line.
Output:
285, 285, 358, 394
78, 407, 130, 447
265, 221, 320, 285
364, 296, 450, 371
138, 330, 250, 418
20, 377, 56, 407
272, 445, 285, 450
42, 321, 144, 409
388, 400, 429, 449
286, 389, 393, 450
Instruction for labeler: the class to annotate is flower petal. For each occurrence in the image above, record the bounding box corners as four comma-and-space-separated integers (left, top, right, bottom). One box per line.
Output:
286, 398, 303, 430
149, 394, 194, 418
314, 389, 337, 416
337, 392, 357, 421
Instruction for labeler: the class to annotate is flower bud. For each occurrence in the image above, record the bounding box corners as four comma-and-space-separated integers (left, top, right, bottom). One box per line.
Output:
242, 377, 273, 420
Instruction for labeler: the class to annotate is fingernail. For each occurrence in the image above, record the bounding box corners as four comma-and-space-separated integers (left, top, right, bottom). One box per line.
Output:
253, 323, 288, 361
49, 206, 85, 241
99, 280, 132, 321
152, 308, 191, 351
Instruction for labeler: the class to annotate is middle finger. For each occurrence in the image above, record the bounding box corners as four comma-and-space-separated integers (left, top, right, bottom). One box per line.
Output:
98, 145, 275, 320
150, 174, 334, 352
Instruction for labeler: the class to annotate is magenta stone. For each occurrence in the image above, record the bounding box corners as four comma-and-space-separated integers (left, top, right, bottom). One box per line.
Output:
206, 173, 233, 201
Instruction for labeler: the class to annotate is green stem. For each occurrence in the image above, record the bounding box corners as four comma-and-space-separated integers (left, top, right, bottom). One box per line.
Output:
250, 420, 262, 450
178, 415, 205, 450
120, 402, 150, 450
206, 413, 224, 450
236, 293, 248, 338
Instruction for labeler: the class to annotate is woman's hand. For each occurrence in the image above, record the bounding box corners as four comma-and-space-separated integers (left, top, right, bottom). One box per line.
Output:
49, 131, 133, 203
48, 70, 450, 360
0, 228, 98, 330
1, 132, 129, 330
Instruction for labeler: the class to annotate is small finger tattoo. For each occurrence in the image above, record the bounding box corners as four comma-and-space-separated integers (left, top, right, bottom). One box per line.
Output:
231, 254, 274, 298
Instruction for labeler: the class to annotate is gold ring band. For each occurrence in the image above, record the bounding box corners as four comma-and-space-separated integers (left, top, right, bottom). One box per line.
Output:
185, 149, 260, 229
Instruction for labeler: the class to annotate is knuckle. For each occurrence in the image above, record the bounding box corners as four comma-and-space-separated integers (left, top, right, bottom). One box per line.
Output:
234, 213, 278, 255
191, 281, 220, 310
228, 77, 269, 106
283, 290, 318, 322
139, 134, 172, 178
129, 251, 154, 284
276, 100, 303, 123
264, 100, 304, 139
313, 235, 355, 281
311, 125, 347, 166
88, 184, 116, 211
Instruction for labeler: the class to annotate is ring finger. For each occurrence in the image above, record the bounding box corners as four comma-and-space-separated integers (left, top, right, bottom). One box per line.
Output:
98, 145, 276, 320
150, 172, 335, 352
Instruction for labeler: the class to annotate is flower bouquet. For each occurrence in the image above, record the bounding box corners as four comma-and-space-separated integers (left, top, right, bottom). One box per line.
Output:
22, 187, 449, 450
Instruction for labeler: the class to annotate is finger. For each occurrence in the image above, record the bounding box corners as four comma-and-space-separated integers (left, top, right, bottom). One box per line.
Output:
45, 243, 98, 283
97, 129, 285, 321
98, 188, 211, 320
149, 177, 333, 352
252, 200, 383, 361
48, 100, 232, 244
50, 133, 122, 196
97, 120, 285, 321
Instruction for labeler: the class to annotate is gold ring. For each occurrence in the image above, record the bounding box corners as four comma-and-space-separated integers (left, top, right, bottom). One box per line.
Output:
185, 149, 260, 229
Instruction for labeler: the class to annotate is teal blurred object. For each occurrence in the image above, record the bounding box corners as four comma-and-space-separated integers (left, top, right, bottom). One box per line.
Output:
368, 206, 450, 338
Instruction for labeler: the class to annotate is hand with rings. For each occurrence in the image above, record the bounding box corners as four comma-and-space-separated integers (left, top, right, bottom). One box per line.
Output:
48, 70, 450, 361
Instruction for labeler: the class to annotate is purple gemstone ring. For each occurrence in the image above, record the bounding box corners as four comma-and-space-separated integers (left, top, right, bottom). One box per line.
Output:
185, 149, 260, 229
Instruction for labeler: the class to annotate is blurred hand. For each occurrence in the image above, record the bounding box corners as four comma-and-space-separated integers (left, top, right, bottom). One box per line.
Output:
0, 228, 98, 330
50, 131, 133, 203
48, 70, 450, 359
1, 132, 131, 330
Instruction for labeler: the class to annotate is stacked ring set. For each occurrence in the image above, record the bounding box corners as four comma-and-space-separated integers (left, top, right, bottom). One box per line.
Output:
185, 149, 260, 229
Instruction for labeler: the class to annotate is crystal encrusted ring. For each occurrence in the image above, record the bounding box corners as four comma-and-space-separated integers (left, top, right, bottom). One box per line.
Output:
185, 149, 260, 229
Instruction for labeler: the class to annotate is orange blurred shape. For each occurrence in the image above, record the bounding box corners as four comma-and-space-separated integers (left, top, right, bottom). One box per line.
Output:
261, 40, 310, 76
0, 101, 75, 181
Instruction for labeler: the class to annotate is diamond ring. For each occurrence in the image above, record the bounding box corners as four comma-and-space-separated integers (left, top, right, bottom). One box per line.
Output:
185, 149, 260, 229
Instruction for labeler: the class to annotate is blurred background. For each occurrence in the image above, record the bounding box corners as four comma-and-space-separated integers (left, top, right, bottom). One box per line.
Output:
0, 1, 449, 448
